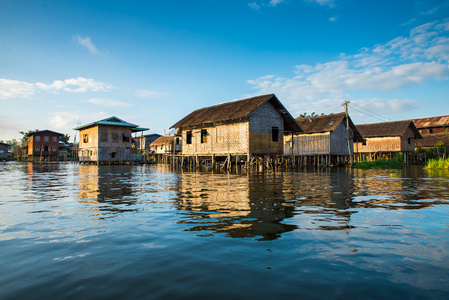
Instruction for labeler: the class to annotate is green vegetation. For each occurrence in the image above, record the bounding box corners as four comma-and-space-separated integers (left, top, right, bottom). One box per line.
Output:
353, 153, 404, 169
425, 158, 449, 170
297, 112, 329, 118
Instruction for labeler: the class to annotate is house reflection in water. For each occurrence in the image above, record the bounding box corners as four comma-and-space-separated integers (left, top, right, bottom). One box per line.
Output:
175, 172, 298, 240
78, 164, 139, 219
174, 169, 362, 240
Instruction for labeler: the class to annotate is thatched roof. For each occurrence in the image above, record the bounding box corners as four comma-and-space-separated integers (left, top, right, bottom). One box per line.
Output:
150, 136, 175, 146
295, 112, 363, 141
413, 115, 449, 129
170, 94, 302, 132
356, 120, 422, 139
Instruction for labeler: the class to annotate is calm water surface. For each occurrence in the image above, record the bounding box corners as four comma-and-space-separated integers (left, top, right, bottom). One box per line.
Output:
1, 162, 448, 299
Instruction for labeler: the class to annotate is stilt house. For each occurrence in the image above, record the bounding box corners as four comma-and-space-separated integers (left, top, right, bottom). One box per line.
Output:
413, 115, 449, 153
134, 133, 162, 153
284, 112, 363, 166
170, 94, 302, 161
74, 116, 148, 164
27, 130, 63, 161
150, 135, 182, 154
354, 120, 422, 161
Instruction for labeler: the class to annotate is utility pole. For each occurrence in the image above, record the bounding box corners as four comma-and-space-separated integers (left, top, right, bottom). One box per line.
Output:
341, 101, 353, 166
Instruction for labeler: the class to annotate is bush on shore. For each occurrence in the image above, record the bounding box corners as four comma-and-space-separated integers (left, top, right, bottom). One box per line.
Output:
353, 153, 404, 169
425, 158, 449, 170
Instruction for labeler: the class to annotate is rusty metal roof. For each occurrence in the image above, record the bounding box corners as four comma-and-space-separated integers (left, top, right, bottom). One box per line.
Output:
170, 94, 302, 132
412, 115, 449, 129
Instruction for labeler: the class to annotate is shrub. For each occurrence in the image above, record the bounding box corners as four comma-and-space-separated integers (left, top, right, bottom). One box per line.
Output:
354, 153, 404, 169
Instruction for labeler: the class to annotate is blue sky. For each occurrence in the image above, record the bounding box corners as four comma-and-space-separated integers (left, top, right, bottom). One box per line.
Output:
1, 0, 448, 142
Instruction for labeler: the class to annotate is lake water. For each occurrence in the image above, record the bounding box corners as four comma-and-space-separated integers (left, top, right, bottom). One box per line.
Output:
1, 162, 449, 299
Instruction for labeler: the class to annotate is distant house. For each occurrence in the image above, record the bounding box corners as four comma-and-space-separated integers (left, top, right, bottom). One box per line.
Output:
0, 142, 9, 160
284, 112, 363, 166
413, 115, 449, 152
354, 120, 422, 161
134, 133, 162, 153
74, 116, 148, 164
27, 130, 63, 161
170, 94, 301, 161
150, 135, 182, 154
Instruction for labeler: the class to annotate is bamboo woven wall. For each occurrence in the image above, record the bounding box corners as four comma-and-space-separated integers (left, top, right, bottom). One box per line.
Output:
284, 123, 354, 156
179, 101, 286, 156
355, 137, 402, 153
329, 123, 353, 155
284, 133, 330, 155
182, 121, 249, 155
249, 131, 283, 154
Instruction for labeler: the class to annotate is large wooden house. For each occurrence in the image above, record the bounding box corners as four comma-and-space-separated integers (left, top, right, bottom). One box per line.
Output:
354, 120, 422, 161
170, 94, 302, 163
74, 116, 148, 164
27, 130, 63, 161
413, 115, 449, 153
284, 112, 363, 166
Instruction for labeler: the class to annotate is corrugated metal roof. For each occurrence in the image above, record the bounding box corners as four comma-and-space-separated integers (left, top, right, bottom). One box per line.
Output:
74, 116, 145, 131
356, 120, 422, 139
413, 115, 449, 129
170, 94, 302, 132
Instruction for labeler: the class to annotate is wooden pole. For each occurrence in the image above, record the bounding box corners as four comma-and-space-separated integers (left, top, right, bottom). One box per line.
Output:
342, 101, 353, 166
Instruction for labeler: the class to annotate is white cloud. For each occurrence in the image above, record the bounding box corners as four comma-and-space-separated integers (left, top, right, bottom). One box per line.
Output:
134, 89, 167, 98
305, 0, 336, 8
73, 34, 98, 54
269, 0, 284, 7
329, 16, 337, 22
0, 77, 115, 99
248, 2, 261, 10
36, 77, 114, 93
247, 19, 449, 111
88, 98, 130, 107
0, 79, 36, 99
49, 112, 80, 129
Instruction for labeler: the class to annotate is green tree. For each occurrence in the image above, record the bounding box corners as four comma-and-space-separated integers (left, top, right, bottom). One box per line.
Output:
2, 139, 20, 159
18, 129, 39, 147
297, 112, 328, 118
60, 134, 70, 144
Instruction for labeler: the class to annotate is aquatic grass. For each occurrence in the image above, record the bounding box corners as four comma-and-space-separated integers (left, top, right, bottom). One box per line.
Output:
353, 153, 404, 169
425, 158, 449, 170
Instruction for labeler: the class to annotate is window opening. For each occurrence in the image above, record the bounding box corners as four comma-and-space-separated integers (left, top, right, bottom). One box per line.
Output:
201, 130, 207, 143
272, 127, 279, 142
186, 131, 192, 144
